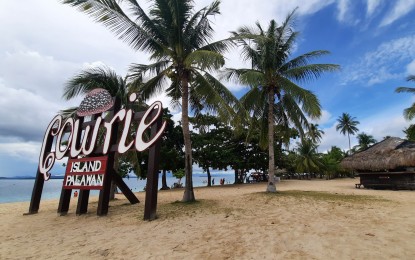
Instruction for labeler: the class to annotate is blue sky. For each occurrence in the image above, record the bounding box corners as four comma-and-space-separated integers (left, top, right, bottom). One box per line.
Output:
1, 0, 415, 177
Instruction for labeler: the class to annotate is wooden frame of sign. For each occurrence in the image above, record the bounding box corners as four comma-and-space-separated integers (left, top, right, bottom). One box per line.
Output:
26, 97, 164, 220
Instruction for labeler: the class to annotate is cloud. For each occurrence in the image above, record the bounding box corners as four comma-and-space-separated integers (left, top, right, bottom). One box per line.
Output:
366, 0, 382, 17
0, 80, 62, 142
406, 60, 415, 75
0, 50, 80, 100
343, 35, 415, 86
380, 0, 415, 27
310, 110, 332, 125
195, 0, 334, 70
337, 0, 350, 22
0, 141, 41, 163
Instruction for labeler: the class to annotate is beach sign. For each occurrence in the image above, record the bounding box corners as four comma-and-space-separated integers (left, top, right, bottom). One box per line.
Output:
63, 156, 107, 190
27, 90, 165, 220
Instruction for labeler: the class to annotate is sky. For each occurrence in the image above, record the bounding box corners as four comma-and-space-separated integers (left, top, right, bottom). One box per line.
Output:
1, 0, 415, 177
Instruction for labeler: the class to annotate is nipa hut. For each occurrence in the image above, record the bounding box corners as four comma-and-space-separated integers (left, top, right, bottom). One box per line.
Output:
340, 137, 415, 190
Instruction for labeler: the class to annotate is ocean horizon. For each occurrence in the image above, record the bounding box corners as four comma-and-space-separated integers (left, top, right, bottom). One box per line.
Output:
0, 172, 235, 204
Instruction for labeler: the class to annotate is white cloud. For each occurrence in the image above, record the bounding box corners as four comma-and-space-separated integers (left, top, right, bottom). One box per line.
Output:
380, 0, 415, 27
343, 35, 415, 86
337, 0, 350, 22
195, 0, 334, 70
366, 0, 382, 16
0, 80, 63, 141
0, 141, 41, 163
406, 60, 415, 75
310, 110, 332, 125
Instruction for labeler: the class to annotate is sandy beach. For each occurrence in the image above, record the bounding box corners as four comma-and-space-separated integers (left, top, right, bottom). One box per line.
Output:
1, 178, 415, 259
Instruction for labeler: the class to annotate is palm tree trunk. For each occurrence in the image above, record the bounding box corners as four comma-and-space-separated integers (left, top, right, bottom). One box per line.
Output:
348, 132, 351, 153
267, 87, 276, 192
181, 74, 195, 202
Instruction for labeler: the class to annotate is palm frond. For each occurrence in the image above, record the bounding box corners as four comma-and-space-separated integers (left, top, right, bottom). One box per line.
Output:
277, 77, 321, 119
184, 50, 224, 71
184, 0, 220, 48
403, 104, 415, 120
190, 70, 240, 124
136, 70, 169, 100
62, 0, 164, 53
62, 66, 126, 100
407, 75, 415, 82
281, 50, 332, 71
395, 87, 415, 93
59, 106, 78, 119
284, 64, 340, 83
221, 68, 264, 86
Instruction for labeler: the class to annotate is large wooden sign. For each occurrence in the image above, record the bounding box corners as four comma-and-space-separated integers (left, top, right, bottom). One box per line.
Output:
26, 90, 165, 220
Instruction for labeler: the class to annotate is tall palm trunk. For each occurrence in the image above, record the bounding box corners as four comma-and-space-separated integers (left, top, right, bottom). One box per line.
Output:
181, 74, 195, 202
267, 87, 276, 192
347, 132, 351, 152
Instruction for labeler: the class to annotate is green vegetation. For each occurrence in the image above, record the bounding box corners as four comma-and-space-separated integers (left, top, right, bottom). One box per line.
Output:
395, 75, 415, 120
157, 199, 222, 219
250, 190, 387, 203
224, 10, 339, 191
336, 113, 360, 153
64, 0, 413, 185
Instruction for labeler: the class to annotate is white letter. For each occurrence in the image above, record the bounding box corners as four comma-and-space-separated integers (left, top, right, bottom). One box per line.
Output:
55, 118, 74, 160
95, 161, 102, 172
103, 109, 126, 154
135, 101, 166, 151
81, 117, 102, 156
117, 109, 134, 154
39, 115, 62, 180
69, 119, 82, 158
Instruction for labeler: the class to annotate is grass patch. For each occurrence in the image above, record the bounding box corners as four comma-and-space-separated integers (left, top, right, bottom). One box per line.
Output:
248, 190, 388, 204
157, 199, 223, 219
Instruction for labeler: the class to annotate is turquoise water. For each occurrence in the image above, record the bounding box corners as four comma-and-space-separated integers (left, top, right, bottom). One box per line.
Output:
0, 173, 234, 204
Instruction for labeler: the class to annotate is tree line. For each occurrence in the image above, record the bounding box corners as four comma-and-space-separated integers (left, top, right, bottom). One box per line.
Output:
62, 0, 346, 201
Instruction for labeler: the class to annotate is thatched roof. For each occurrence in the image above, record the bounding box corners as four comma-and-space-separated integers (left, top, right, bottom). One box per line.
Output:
340, 137, 415, 171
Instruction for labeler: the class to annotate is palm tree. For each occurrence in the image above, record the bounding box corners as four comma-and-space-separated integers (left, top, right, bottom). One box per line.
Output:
396, 75, 415, 120
336, 113, 359, 152
307, 123, 325, 144
62, 0, 240, 202
295, 139, 321, 177
224, 10, 339, 192
354, 132, 376, 152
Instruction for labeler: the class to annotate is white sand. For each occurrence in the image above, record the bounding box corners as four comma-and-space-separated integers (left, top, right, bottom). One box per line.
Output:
1, 178, 415, 259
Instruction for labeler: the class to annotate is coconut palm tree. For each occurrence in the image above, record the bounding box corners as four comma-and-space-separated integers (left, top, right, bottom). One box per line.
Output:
295, 139, 321, 177
354, 132, 376, 152
223, 10, 339, 192
336, 113, 359, 152
395, 75, 415, 120
62, 0, 240, 202
307, 123, 325, 144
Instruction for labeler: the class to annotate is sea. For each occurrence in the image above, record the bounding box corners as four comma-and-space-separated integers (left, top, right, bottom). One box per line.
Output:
0, 172, 234, 204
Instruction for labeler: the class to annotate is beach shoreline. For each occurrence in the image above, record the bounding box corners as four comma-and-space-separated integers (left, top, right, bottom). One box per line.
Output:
1, 178, 415, 259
